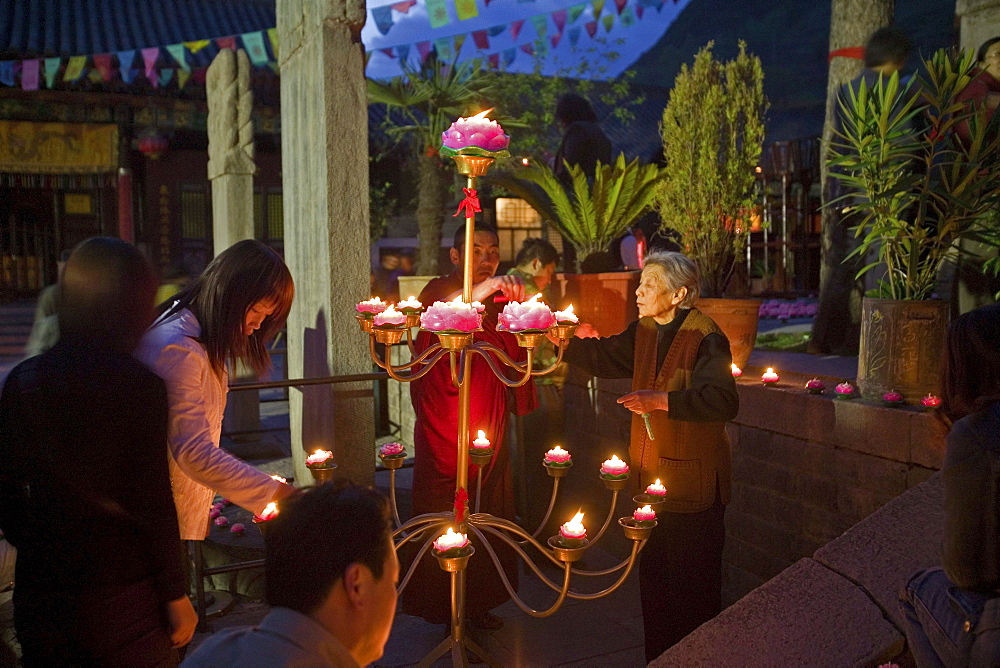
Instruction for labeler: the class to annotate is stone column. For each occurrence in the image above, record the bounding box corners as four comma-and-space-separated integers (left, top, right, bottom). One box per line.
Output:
277, 0, 374, 486
207, 48, 260, 439
957, 0, 1000, 51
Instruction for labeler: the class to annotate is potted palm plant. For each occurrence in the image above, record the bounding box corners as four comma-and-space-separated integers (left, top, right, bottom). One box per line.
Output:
830, 48, 1000, 400
495, 154, 666, 335
655, 41, 768, 368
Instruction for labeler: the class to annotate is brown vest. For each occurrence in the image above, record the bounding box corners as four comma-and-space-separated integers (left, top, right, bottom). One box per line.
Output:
630, 309, 732, 513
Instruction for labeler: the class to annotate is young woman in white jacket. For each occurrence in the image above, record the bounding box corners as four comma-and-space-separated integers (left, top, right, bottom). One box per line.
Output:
137, 240, 297, 541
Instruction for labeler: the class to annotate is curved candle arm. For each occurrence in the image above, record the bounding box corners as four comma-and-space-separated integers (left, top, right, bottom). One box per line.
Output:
382, 348, 450, 383
388, 469, 403, 530
392, 512, 451, 542
405, 326, 420, 358
368, 335, 442, 372
467, 514, 565, 569
466, 344, 534, 388
395, 531, 440, 597
529, 339, 569, 376
516, 476, 561, 542
586, 490, 620, 547
448, 349, 466, 388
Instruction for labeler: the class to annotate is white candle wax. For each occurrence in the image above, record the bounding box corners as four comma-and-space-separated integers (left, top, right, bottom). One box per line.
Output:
472, 429, 492, 449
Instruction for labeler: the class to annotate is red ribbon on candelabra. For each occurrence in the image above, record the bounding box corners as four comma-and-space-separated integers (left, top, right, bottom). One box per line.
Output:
453, 487, 469, 524
453, 187, 481, 218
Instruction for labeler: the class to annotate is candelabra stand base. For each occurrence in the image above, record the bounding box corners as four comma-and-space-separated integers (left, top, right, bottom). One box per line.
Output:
418, 632, 498, 668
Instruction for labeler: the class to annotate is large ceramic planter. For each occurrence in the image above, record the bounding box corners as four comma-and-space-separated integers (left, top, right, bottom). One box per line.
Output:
696, 298, 762, 370
552, 271, 640, 337
857, 298, 948, 402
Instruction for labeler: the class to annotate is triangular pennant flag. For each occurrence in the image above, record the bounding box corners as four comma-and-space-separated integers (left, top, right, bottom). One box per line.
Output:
531, 14, 547, 37
433, 36, 454, 61
614, 0, 627, 14
184, 40, 211, 53
141, 47, 159, 78
92, 53, 112, 81
0, 62, 15, 87
391, 0, 416, 12
535, 38, 548, 57
116, 50, 135, 74
636, 5, 644, 19
484, 0, 494, 5
553, 9, 568, 32
519, 43, 534, 55
488, 53, 499, 68
620, 5, 636, 26
87, 69, 102, 83
159, 68, 175, 86
510, 19, 525, 40
568, 2, 587, 23
602, 13, 614, 31
380, 48, 396, 58
121, 66, 138, 84
43, 58, 60, 88
502, 47, 516, 67
472, 30, 489, 50
592, 0, 605, 19
396, 44, 410, 63
455, 0, 478, 20
487, 25, 506, 37
416, 41, 431, 62
584, 21, 598, 38
63, 55, 86, 82
216, 36, 236, 51
177, 68, 191, 89
453, 34, 466, 53
166, 44, 189, 71
568, 26, 581, 46
21, 59, 39, 90
372, 6, 394, 35
550, 33, 562, 49
241, 31, 269, 66
267, 28, 279, 59
425, 0, 450, 28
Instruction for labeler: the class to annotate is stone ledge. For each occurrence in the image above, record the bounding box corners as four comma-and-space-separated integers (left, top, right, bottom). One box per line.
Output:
650, 558, 901, 666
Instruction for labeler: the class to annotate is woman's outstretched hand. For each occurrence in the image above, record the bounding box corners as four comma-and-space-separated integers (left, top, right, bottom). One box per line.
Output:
617, 390, 669, 414
166, 596, 198, 648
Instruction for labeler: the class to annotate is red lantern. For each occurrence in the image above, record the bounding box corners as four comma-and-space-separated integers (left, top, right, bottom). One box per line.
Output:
138, 133, 168, 159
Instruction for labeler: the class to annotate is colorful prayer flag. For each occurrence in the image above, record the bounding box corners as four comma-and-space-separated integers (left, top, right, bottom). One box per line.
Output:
620, 6, 636, 26
472, 30, 489, 50
614, 0, 627, 14
43, 58, 60, 88
433, 36, 454, 61
63, 56, 86, 82
552, 9, 568, 32
241, 32, 269, 66
267, 28, 280, 59
592, 0, 605, 19
178, 68, 191, 89
636, 6, 644, 19
184, 40, 211, 53
372, 6, 394, 35
568, 2, 587, 23
455, 0, 478, 21
602, 14, 614, 31
381, 48, 395, 58
519, 43, 534, 55
396, 44, 410, 63
584, 21, 598, 38
0, 61, 15, 87
392, 0, 417, 12
425, 0, 450, 28
159, 69, 175, 86
531, 14, 547, 38
453, 34, 466, 53
21, 59, 39, 90
568, 26, 581, 46
502, 47, 516, 67
550, 34, 562, 49
141, 48, 159, 76
487, 25, 506, 37
510, 19, 525, 40
488, 53, 499, 68
416, 41, 431, 62
166, 44, 189, 71
216, 36, 236, 51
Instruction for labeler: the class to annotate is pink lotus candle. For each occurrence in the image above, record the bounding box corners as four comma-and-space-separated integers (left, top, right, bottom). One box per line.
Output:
230, 523, 245, 534
645, 479, 666, 496
499, 294, 557, 332
356, 297, 388, 318
396, 296, 423, 314
835, 382, 856, 399
731, 363, 742, 378
433, 528, 471, 556
761, 368, 780, 385
921, 394, 942, 409
209, 507, 220, 519
420, 297, 482, 332
255, 502, 279, 522
472, 430, 492, 450
306, 449, 334, 469
600, 455, 629, 479
559, 511, 587, 547
543, 445, 572, 466
806, 378, 825, 394
373, 305, 406, 327
214, 516, 229, 527
441, 110, 510, 152
553, 304, 579, 324
883, 390, 905, 407
270, 474, 287, 484
633, 505, 656, 521
471, 301, 485, 313
379, 442, 406, 459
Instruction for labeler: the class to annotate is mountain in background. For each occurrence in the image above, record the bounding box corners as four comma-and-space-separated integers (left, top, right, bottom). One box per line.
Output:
629, 0, 958, 141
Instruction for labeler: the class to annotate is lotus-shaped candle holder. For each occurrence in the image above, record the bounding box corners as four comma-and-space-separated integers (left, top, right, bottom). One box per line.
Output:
882, 391, 905, 408
547, 534, 589, 562
619, 516, 658, 541
633, 493, 667, 510
355, 314, 374, 333
373, 327, 405, 345
378, 442, 406, 470
834, 382, 856, 400
551, 323, 578, 341
469, 447, 495, 467
434, 544, 475, 572
805, 378, 825, 395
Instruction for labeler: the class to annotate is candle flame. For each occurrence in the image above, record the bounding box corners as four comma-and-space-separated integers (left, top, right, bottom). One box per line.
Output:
731, 363, 741, 373
521, 157, 530, 166
609, 454, 623, 463
477, 429, 486, 440
564, 304, 574, 314
639, 505, 653, 514
654, 478, 661, 486
766, 367, 774, 374
270, 474, 287, 484
470, 108, 493, 120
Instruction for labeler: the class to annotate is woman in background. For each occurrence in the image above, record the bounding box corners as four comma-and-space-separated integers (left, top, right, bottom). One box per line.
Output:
0, 237, 196, 666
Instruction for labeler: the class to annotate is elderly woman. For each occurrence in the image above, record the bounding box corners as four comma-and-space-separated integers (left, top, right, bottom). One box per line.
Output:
562, 250, 739, 662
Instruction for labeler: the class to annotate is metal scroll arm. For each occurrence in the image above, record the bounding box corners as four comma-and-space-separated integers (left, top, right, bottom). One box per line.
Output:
369, 336, 443, 373
466, 344, 535, 388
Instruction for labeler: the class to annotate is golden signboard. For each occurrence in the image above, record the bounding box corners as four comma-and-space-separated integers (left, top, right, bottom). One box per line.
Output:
0, 120, 118, 174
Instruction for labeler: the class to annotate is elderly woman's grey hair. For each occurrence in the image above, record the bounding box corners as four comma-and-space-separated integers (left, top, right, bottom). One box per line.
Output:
642, 251, 700, 309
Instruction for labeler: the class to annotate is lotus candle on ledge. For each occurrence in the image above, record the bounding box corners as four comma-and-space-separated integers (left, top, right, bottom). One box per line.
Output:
553, 304, 579, 325
420, 297, 482, 333
498, 294, 557, 333
835, 382, 857, 400
761, 368, 780, 385
731, 363, 743, 378
440, 110, 510, 153
379, 442, 406, 460
600, 455, 630, 480
883, 390, 905, 408
557, 511, 588, 548
921, 394, 942, 410
805, 378, 825, 395
543, 445, 572, 467
645, 479, 666, 496
396, 296, 423, 314
433, 528, 472, 557
356, 297, 388, 318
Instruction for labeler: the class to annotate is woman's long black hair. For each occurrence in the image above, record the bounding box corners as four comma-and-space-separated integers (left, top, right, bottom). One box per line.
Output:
158, 240, 294, 378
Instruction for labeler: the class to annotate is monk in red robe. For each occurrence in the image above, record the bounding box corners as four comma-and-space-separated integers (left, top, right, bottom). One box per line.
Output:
403, 224, 538, 629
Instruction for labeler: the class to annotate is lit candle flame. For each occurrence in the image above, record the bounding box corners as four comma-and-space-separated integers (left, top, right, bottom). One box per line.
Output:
470, 108, 493, 120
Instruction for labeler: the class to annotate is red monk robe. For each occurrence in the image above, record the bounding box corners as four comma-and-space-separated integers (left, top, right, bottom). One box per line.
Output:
403, 271, 538, 625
